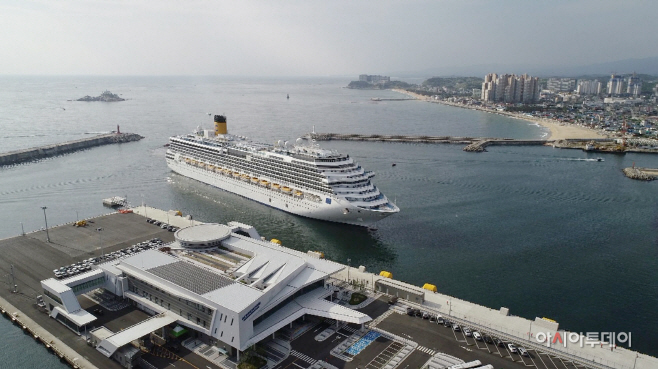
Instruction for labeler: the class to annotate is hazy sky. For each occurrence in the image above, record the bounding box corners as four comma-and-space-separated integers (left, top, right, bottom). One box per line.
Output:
2, 0, 657, 76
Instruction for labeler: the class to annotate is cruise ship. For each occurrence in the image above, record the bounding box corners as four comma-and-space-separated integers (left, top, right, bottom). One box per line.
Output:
165, 115, 399, 227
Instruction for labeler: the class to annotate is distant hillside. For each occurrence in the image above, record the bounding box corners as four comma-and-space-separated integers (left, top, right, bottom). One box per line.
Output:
347, 80, 412, 89
422, 76, 483, 91
390, 56, 658, 79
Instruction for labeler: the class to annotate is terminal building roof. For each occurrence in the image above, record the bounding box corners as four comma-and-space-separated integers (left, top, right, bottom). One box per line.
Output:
116, 224, 346, 314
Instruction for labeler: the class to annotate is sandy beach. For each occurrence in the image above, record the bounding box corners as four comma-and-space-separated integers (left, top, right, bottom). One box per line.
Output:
392, 89, 603, 140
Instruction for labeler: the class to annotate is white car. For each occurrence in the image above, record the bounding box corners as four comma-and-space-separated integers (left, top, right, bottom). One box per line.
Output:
463, 327, 472, 337
508, 343, 518, 353
518, 347, 529, 357
473, 331, 482, 341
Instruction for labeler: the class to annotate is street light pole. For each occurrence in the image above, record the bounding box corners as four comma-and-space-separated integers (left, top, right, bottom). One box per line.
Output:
347, 258, 351, 284
97, 228, 104, 258
41, 206, 50, 243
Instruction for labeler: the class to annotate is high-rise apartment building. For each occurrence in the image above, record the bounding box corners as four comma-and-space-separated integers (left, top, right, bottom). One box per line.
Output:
626, 73, 642, 97
547, 78, 576, 92
607, 75, 624, 95
576, 80, 602, 95
358, 74, 390, 84
480, 73, 540, 103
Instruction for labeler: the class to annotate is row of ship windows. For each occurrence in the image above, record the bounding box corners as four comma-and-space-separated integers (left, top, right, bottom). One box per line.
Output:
174, 146, 366, 194
221, 155, 331, 193
183, 149, 333, 193
174, 144, 364, 183
182, 154, 332, 195
345, 193, 385, 202
173, 142, 358, 175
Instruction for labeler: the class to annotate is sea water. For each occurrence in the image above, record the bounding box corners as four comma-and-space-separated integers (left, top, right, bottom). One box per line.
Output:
0, 76, 657, 364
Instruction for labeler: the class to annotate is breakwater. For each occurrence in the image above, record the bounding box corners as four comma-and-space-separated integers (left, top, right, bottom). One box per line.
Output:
309, 133, 550, 151
623, 167, 658, 181
0, 133, 143, 166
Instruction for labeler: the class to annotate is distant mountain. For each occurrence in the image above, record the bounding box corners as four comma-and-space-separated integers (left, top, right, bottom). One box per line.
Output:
390, 56, 658, 79
540, 57, 658, 77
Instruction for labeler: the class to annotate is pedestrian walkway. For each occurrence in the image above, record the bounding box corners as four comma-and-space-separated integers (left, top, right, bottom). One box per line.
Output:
291, 350, 317, 365
416, 345, 436, 356
182, 337, 229, 368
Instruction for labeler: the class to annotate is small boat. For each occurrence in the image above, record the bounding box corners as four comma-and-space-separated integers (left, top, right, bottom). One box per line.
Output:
392, 163, 396, 167
287, 94, 289, 99
103, 196, 127, 208
596, 157, 604, 162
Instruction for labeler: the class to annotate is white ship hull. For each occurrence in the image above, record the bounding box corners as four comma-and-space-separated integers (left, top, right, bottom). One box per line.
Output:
166, 158, 394, 227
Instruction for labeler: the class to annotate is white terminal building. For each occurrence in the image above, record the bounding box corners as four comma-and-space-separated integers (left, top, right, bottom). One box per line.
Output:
40, 222, 370, 359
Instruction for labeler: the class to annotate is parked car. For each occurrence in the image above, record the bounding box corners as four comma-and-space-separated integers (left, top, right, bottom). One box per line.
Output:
473, 331, 482, 341
518, 347, 529, 357
463, 327, 472, 337
414, 309, 422, 317
437, 316, 444, 324
443, 319, 452, 327
494, 338, 505, 347
406, 307, 415, 316
483, 335, 493, 344
452, 324, 461, 332
508, 343, 518, 353
422, 312, 430, 319
429, 315, 437, 323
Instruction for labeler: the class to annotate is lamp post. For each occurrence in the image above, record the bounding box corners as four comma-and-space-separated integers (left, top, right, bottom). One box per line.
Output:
97, 228, 104, 258
41, 206, 50, 243
347, 258, 351, 284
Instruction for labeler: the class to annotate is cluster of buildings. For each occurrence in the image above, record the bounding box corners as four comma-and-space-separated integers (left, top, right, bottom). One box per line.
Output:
546, 74, 644, 97
358, 74, 390, 85
480, 73, 541, 104
40, 221, 372, 365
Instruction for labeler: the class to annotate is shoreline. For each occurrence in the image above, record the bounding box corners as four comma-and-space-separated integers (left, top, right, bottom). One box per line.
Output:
392, 89, 604, 141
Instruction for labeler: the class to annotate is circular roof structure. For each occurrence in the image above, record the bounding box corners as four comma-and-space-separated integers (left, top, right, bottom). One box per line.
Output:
175, 223, 232, 247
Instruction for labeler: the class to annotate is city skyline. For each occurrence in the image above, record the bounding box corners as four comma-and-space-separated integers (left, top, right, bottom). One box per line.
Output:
2, 0, 658, 76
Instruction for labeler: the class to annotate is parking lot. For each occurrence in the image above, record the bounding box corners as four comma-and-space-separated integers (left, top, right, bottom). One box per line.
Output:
384, 304, 585, 369
274, 294, 590, 369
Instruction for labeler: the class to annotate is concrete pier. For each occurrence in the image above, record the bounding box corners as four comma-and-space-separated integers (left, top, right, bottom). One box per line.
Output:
310, 132, 551, 152
0, 132, 143, 166
2, 207, 657, 369
310, 132, 480, 144
0, 295, 97, 369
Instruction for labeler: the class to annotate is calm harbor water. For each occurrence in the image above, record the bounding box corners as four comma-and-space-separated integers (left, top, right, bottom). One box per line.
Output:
1, 76, 657, 365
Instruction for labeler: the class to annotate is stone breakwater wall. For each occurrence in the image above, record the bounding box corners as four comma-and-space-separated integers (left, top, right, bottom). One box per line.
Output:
0, 133, 143, 166
623, 167, 657, 181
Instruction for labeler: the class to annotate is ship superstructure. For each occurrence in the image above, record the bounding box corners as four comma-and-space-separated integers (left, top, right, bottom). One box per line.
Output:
165, 115, 399, 227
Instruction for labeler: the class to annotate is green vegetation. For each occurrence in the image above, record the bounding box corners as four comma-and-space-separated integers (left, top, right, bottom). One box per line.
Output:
238, 346, 268, 369
422, 76, 483, 91
347, 81, 372, 89
349, 292, 368, 305
238, 356, 267, 369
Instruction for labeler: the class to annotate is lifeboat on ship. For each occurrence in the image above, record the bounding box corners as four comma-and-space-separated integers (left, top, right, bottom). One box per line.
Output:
241, 174, 250, 182
294, 190, 303, 197
259, 179, 269, 187
281, 186, 292, 194
232, 171, 241, 177
251, 177, 259, 183
272, 183, 281, 191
